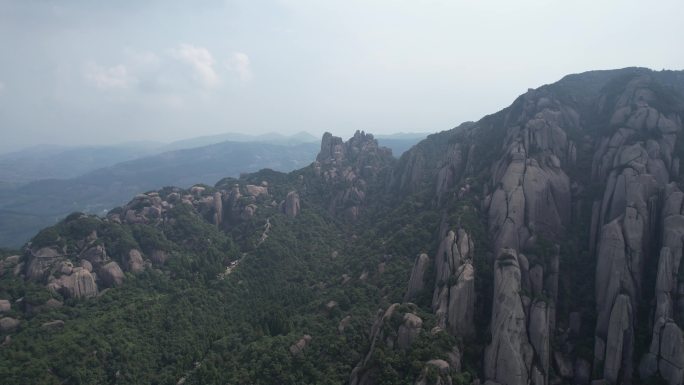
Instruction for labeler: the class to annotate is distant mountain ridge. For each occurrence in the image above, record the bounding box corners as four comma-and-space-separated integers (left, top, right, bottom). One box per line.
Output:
0, 133, 425, 248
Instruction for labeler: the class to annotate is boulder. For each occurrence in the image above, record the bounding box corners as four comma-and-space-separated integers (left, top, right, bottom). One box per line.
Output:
415, 360, 451, 385
49, 269, 98, 299
338, 315, 352, 333
397, 313, 422, 350
289, 334, 312, 355
25, 247, 61, 281
80, 260, 93, 272
0, 317, 19, 333
99, 262, 125, 287
41, 320, 65, 331
0, 300, 10, 313
80, 245, 107, 267
127, 249, 144, 273
44, 298, 63, 309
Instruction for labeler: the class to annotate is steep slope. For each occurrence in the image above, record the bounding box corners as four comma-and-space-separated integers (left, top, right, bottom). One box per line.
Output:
383, 67, 684, 385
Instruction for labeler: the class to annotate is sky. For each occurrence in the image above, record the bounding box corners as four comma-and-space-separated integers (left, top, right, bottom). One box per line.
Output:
1, 0, 683, 153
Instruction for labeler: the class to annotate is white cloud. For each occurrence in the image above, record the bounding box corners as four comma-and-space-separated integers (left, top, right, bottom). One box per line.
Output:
170, 44, 220, 88
84, 62, 135, 89
227, 52, 252, 81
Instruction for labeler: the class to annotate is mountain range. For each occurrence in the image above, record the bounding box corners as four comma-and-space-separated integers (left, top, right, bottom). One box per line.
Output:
1, 67, 684, 385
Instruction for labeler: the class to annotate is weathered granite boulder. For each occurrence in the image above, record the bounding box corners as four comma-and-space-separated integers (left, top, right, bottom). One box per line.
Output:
99, 262, 125, 287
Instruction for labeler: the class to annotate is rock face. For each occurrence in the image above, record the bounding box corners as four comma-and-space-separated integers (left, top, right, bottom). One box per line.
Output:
283, 191, 301, 218
638, 183, 684, 385
485, 89, 575, 253
431, 229, 476, 337
590, 76, 684, 384
484, 248, 532, 385
404, 253, 430, 301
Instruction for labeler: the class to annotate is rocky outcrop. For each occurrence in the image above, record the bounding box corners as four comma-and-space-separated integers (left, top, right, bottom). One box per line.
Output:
289, 334, 312, 355
314, 131, 393, 220
485, 90, 575, 252
397, 313, 422, 350
431, 229, 476, 337
415, 359, 452, 385
484, 248, 532, 385
25, 247, 62, 281
640, 318, 684, 385
283, 191, 301, 218
603, 295, 633, 383
48, 268, 98, 299
405, 253, 430, 301
591, 76, 683, 384
0, 300, 10, 313
212, 191, 223, 226
529, 301, 550, 383
638, 183, 684, 385
41, 320, 65, 331
126, 249, 145, 273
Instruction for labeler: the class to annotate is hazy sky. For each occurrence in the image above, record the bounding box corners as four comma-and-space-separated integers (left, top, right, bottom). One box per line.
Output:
1, 0, 683, 152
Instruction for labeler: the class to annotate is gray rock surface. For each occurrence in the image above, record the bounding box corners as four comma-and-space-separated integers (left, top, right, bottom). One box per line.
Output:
484, 248, 531, 385
41, 320, 65, 331
49, 269, 98, 299
430, 229, 476, 337
127, 249, 144, 273
99, 262, 125, 287
284, 191, 301, 218
397, 313, 422, 350
447, 263, 475, 337
405, 253, 430, 301
528, 301, 550, 377
603, 294, 633, 384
